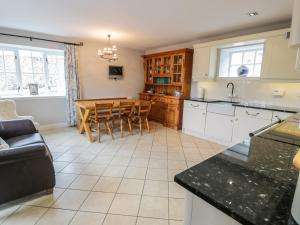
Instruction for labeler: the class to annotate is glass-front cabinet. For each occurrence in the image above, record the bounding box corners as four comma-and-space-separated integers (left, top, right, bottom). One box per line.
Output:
172, 54, 184, 84
145, 58, 153, 83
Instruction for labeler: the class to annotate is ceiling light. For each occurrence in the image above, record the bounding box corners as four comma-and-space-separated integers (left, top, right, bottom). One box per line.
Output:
97, 34, 118, 62
248, 12, 259, 17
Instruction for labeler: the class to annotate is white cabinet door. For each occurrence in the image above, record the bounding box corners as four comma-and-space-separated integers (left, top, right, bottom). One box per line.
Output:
232, 117, 271, 144
261, 34, 300, 80
205, 112, 234, 145
192, 47, 211, 81
183, 101, 207, 137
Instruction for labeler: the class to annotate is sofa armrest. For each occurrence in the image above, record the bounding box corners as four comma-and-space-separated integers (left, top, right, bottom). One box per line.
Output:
0, 119, 37, 139
0, 144, 49, 164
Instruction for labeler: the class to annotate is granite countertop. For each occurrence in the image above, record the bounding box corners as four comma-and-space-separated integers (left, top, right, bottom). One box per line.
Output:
175, 113, 300, 225
186, 98, 300, 113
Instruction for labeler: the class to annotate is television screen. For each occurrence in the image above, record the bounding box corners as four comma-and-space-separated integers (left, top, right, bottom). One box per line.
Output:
109, 66, 123, 77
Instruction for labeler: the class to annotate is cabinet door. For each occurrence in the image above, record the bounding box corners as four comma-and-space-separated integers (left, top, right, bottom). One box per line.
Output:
182, 103, 207, 137
166, 104, 178, 128
172, 54, 185, 84
192, 47, 211, 81
232, 117, 271, 144
150, 101, 166, 122
261, 35, 300, 80
205, 113, 234, 145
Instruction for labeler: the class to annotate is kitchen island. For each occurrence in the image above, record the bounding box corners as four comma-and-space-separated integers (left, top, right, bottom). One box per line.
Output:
175, 113, 300, 225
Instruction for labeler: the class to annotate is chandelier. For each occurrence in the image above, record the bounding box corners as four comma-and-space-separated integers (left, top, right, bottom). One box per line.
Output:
97, 34, 118, 61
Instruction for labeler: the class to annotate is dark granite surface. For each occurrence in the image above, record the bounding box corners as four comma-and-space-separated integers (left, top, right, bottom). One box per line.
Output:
175, 113, 300, 225
187, 99, 300, 113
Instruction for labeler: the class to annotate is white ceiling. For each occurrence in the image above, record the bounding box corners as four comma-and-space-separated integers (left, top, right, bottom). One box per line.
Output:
0, 0, 294, 50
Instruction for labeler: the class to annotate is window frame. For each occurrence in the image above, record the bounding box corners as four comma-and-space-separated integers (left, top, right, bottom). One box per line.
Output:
0, 44, 66, 98
217, 41, 265, 80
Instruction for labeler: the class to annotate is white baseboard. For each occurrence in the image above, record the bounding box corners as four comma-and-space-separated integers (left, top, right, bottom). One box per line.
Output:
38, 122, 68, 131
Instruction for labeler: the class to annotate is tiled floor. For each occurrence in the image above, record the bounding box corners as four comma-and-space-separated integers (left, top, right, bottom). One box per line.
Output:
0, 122, 225, 225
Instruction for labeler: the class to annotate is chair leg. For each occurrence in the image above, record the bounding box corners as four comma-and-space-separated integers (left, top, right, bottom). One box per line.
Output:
127, 117, 133, 135
139, 117, 142, 135
106, 121, 114, 140
112, 119, 115, 132
97, 123, 101, 143
46, 188, 53, 194
146, 118, 150, 133
120, 119, 124, 137
104, 122, 109, 134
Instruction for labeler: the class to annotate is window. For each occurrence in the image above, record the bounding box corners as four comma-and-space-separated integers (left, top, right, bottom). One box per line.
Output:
218, 43, 264, 78
0, 44, 66, 97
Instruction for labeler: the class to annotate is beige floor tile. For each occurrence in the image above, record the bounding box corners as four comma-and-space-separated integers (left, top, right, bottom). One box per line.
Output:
61, 163, 87, 174
0, 205, 20, 223
103, 214, 137, 225
25, 188, 65, 207
150, 152, 167, 159
56, 153, 80, 162
73, 154, 96, 163
55, 173, 78, 188
168, 169, 183, 181
146, 168, 168, 181
138, 196, 168, 219
2, 206, 47, 225
143, 180, 168, 197
169, 198, 185, 220
148, 159, 167, 169
102, 166, 127, 177
53, 161, 69, 173
124, 167, 147, 179
93, 177, 122, 192
132, 151, 151, 159
169, 220, 184, 225
168, 160, 187, 170
169, 182, 184, 198
117, 179, 144, 195
80, 192, 115, 213
109, 157, 131, 166
81, 164, 106, 176
36, 208, 76, 225
52, 189, 89, 210
69, 175, 99, 190
70, 211, 105, 225
109, 194, 141, 216
129, 158, 149, 167
92, 155, 114, 165
136, 217, 168, 225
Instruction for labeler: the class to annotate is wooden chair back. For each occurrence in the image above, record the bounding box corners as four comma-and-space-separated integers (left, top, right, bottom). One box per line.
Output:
118, 101, 135, 118
94, 103, 113, 121
137, 101, 152, 117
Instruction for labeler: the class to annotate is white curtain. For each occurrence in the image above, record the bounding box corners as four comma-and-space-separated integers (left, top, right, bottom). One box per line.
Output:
65, 45, 81, 126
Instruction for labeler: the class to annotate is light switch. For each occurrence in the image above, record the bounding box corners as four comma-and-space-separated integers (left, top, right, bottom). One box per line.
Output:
272, 89, 285, 97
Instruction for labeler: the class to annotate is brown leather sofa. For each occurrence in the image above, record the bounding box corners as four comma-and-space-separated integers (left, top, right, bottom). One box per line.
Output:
0, 119, 55, 205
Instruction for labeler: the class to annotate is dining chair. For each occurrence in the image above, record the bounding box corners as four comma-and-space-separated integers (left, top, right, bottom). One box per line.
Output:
114, 101, 135, 137
90, 103, 114, 142
134, 100, 152, 135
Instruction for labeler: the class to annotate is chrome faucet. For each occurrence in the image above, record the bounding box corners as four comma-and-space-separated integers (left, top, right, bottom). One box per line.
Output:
227, 82, 235, 101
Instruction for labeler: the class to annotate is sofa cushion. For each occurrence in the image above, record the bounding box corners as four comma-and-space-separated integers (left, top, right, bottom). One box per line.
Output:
6, 133, 44, 148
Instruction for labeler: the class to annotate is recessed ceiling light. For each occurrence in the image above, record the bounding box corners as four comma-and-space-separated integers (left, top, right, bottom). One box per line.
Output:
248, 12, 259, 17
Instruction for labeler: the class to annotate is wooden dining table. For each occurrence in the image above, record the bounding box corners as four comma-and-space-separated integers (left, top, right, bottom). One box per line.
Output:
75, 98, 143, 142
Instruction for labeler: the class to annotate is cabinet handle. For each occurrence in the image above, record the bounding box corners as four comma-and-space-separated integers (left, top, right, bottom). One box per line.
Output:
246, 111, 260, 116
190, 104, 200, 108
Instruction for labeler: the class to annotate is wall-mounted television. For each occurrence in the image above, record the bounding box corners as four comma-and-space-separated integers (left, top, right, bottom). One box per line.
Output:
109, 66, 123, 80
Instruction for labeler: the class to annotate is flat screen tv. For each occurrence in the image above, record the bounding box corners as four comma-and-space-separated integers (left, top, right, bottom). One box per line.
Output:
109, 66, 123, 80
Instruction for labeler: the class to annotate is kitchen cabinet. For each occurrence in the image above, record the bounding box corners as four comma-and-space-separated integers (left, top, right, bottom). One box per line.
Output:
272, 111, 294, 122
205, 112, 234, 145
261, 34, 300, 80
165, 103, 182, 129
150, 100, 167, 123
182, 101, 207, 137
232, 107, 273, 144
192, 46, 212, 81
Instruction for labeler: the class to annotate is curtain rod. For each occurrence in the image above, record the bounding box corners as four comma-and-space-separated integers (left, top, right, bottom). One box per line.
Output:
0, 32, 83, 46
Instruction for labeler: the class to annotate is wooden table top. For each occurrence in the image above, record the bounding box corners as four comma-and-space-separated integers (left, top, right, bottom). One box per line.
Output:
75, 99, 142, 110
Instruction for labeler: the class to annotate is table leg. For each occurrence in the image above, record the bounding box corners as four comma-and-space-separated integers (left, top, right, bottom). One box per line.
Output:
78, 107, 94, 142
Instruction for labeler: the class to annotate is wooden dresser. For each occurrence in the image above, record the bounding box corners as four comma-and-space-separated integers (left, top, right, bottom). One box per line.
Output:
139, 48, 193, 130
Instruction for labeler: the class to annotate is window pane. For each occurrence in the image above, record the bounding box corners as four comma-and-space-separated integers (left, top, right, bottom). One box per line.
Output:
19, 50, 33, 73
0, 72, 5, 90
229, 65, 239, 77
243, 51, 255, 64
253, 64, 262, 77
6, 73, 19, 90
255, 50, 263, 63
32, 51, 44, 74
47, 54, 66, 95
22, 73, 34, 88
246, 65, 254, 76
231, 52, 242, 65
0, 52, 4, 72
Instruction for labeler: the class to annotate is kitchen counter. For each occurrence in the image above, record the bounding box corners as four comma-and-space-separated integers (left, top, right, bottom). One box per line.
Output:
187, 98, 300, 113
175, 113, 300, 225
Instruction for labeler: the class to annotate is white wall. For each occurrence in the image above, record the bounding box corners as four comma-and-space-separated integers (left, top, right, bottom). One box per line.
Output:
0, 27, 144, 126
